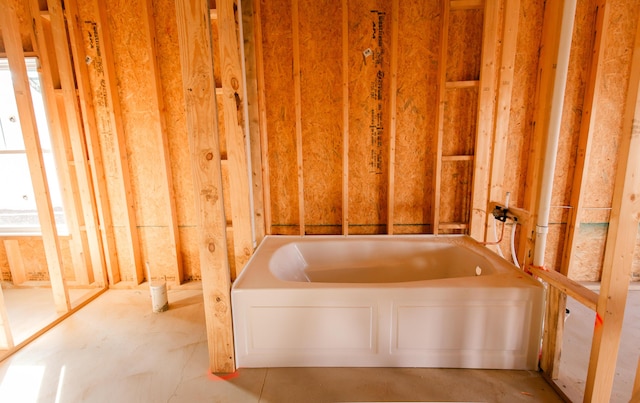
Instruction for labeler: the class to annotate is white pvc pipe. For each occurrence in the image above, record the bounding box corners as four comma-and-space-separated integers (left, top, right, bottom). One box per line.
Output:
532, 0, 577, 268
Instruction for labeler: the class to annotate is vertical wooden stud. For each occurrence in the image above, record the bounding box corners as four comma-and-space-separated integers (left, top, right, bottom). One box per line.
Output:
218, 0, 255, 271
342, 0, 349, 236
291, 0, 305, 236
584, 15, 640, 402
240, 0, 266, 245
64, 0, 122, 285
386, 0, 399, 235
432, 0, 450, 235
140, 0, 184, 283
0, 0, 71, 313
29, 0, 92, 285
253, 0, 271, 236
175, 0, 235, 374
47, 0, 108, 286
560, 1, 610, 278
469, 0, 500, 241
486, 0, 519, 228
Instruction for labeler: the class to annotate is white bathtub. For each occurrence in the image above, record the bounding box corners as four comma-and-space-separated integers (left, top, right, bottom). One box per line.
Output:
231, 235, 544, 369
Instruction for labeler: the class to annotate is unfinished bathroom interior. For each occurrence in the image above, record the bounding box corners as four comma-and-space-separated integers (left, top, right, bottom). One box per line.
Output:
0, 0, 639, 401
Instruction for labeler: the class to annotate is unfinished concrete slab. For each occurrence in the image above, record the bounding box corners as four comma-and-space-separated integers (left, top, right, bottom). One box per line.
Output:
0, 289, 561, 402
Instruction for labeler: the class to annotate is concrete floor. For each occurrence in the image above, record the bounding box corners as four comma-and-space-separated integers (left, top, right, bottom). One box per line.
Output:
0, 288, 563, 403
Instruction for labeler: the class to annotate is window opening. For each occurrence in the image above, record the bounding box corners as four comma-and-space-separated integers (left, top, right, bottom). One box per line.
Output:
0, 57, 67, 235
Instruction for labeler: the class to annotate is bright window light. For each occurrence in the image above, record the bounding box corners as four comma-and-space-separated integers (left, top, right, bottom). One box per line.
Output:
0, 58, 67, 235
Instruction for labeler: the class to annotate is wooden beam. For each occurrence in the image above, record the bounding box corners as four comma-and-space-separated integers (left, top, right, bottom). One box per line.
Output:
342, 0, 349, 235
175, 0, 235, 374
240, 0, 266, 245
64, 0, 121, 285
528, 265, 598, 311
140, 0, 183, 283
3, 240, 26, 285
432, 0, 450, 235
387, 0, 399, 235
0, 0, 70, 313
560, 1, 610, 280
469, 0, 500, 241
218, 0, 255, 272
252, 0, 271, 236
47, 0, 107, 286
29, 0, 92, 286
518, 0, 564, 268
584, 14, 640, 401
92, 0, 144, 284
291, 0, 305, 236
486, 0, 519, 228
451, 0, 483, 10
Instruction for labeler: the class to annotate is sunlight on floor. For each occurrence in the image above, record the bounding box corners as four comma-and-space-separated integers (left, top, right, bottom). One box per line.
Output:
0, 364, 45, 403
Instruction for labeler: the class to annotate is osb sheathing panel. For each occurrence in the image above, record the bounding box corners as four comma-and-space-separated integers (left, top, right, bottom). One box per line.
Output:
502, 0, 544, 209
153, 0, 199, 279
105, 0, 175, 280
77, 0, 137, 280
443, 87, 478, 156
8, 239, 74, 282
211, 21, 222, 89
585, 1, 640, 212
299, 0, 343, 235
347, 0, 391, 235
261, 0, 300, 234
446, 9, 483, 82
393, 0, 440, 233
439, 161, 472, 225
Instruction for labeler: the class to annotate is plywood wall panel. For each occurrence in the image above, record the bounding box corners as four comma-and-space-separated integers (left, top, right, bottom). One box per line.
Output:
439, 161, 472, 225
153, 0, 200, 281
446, 9, 483, 82
443, 87, 478, 156
502, 0, 544, 209
393, 0, 440, 233
105, 0, 176, 281
347, 0, 391, 235
585, 1, 640, 210
261, 0, 299, 234
299, 0, 343, 235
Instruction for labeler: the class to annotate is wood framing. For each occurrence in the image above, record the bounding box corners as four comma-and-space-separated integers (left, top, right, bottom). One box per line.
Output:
584, 15, 640, 401
560, 1, 610, 280
29, 0, 91, 286
386, 0, 399, 235
469, 0, 500, 241
140, 0, 183, 283
291, 0, 305, 236
3, 240, 26, 285
0, 0, 71, 312
341, 0, 349, 235
47, 0, 107, 286
64, 0, 121, 285
174, 0, 235, 373
432, 0, 450, 235
218, 0, 255, 271
240, 0, 266, 245
252, 0, 271, 236
541, 0, 611, 380
486, 0, 520, 233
